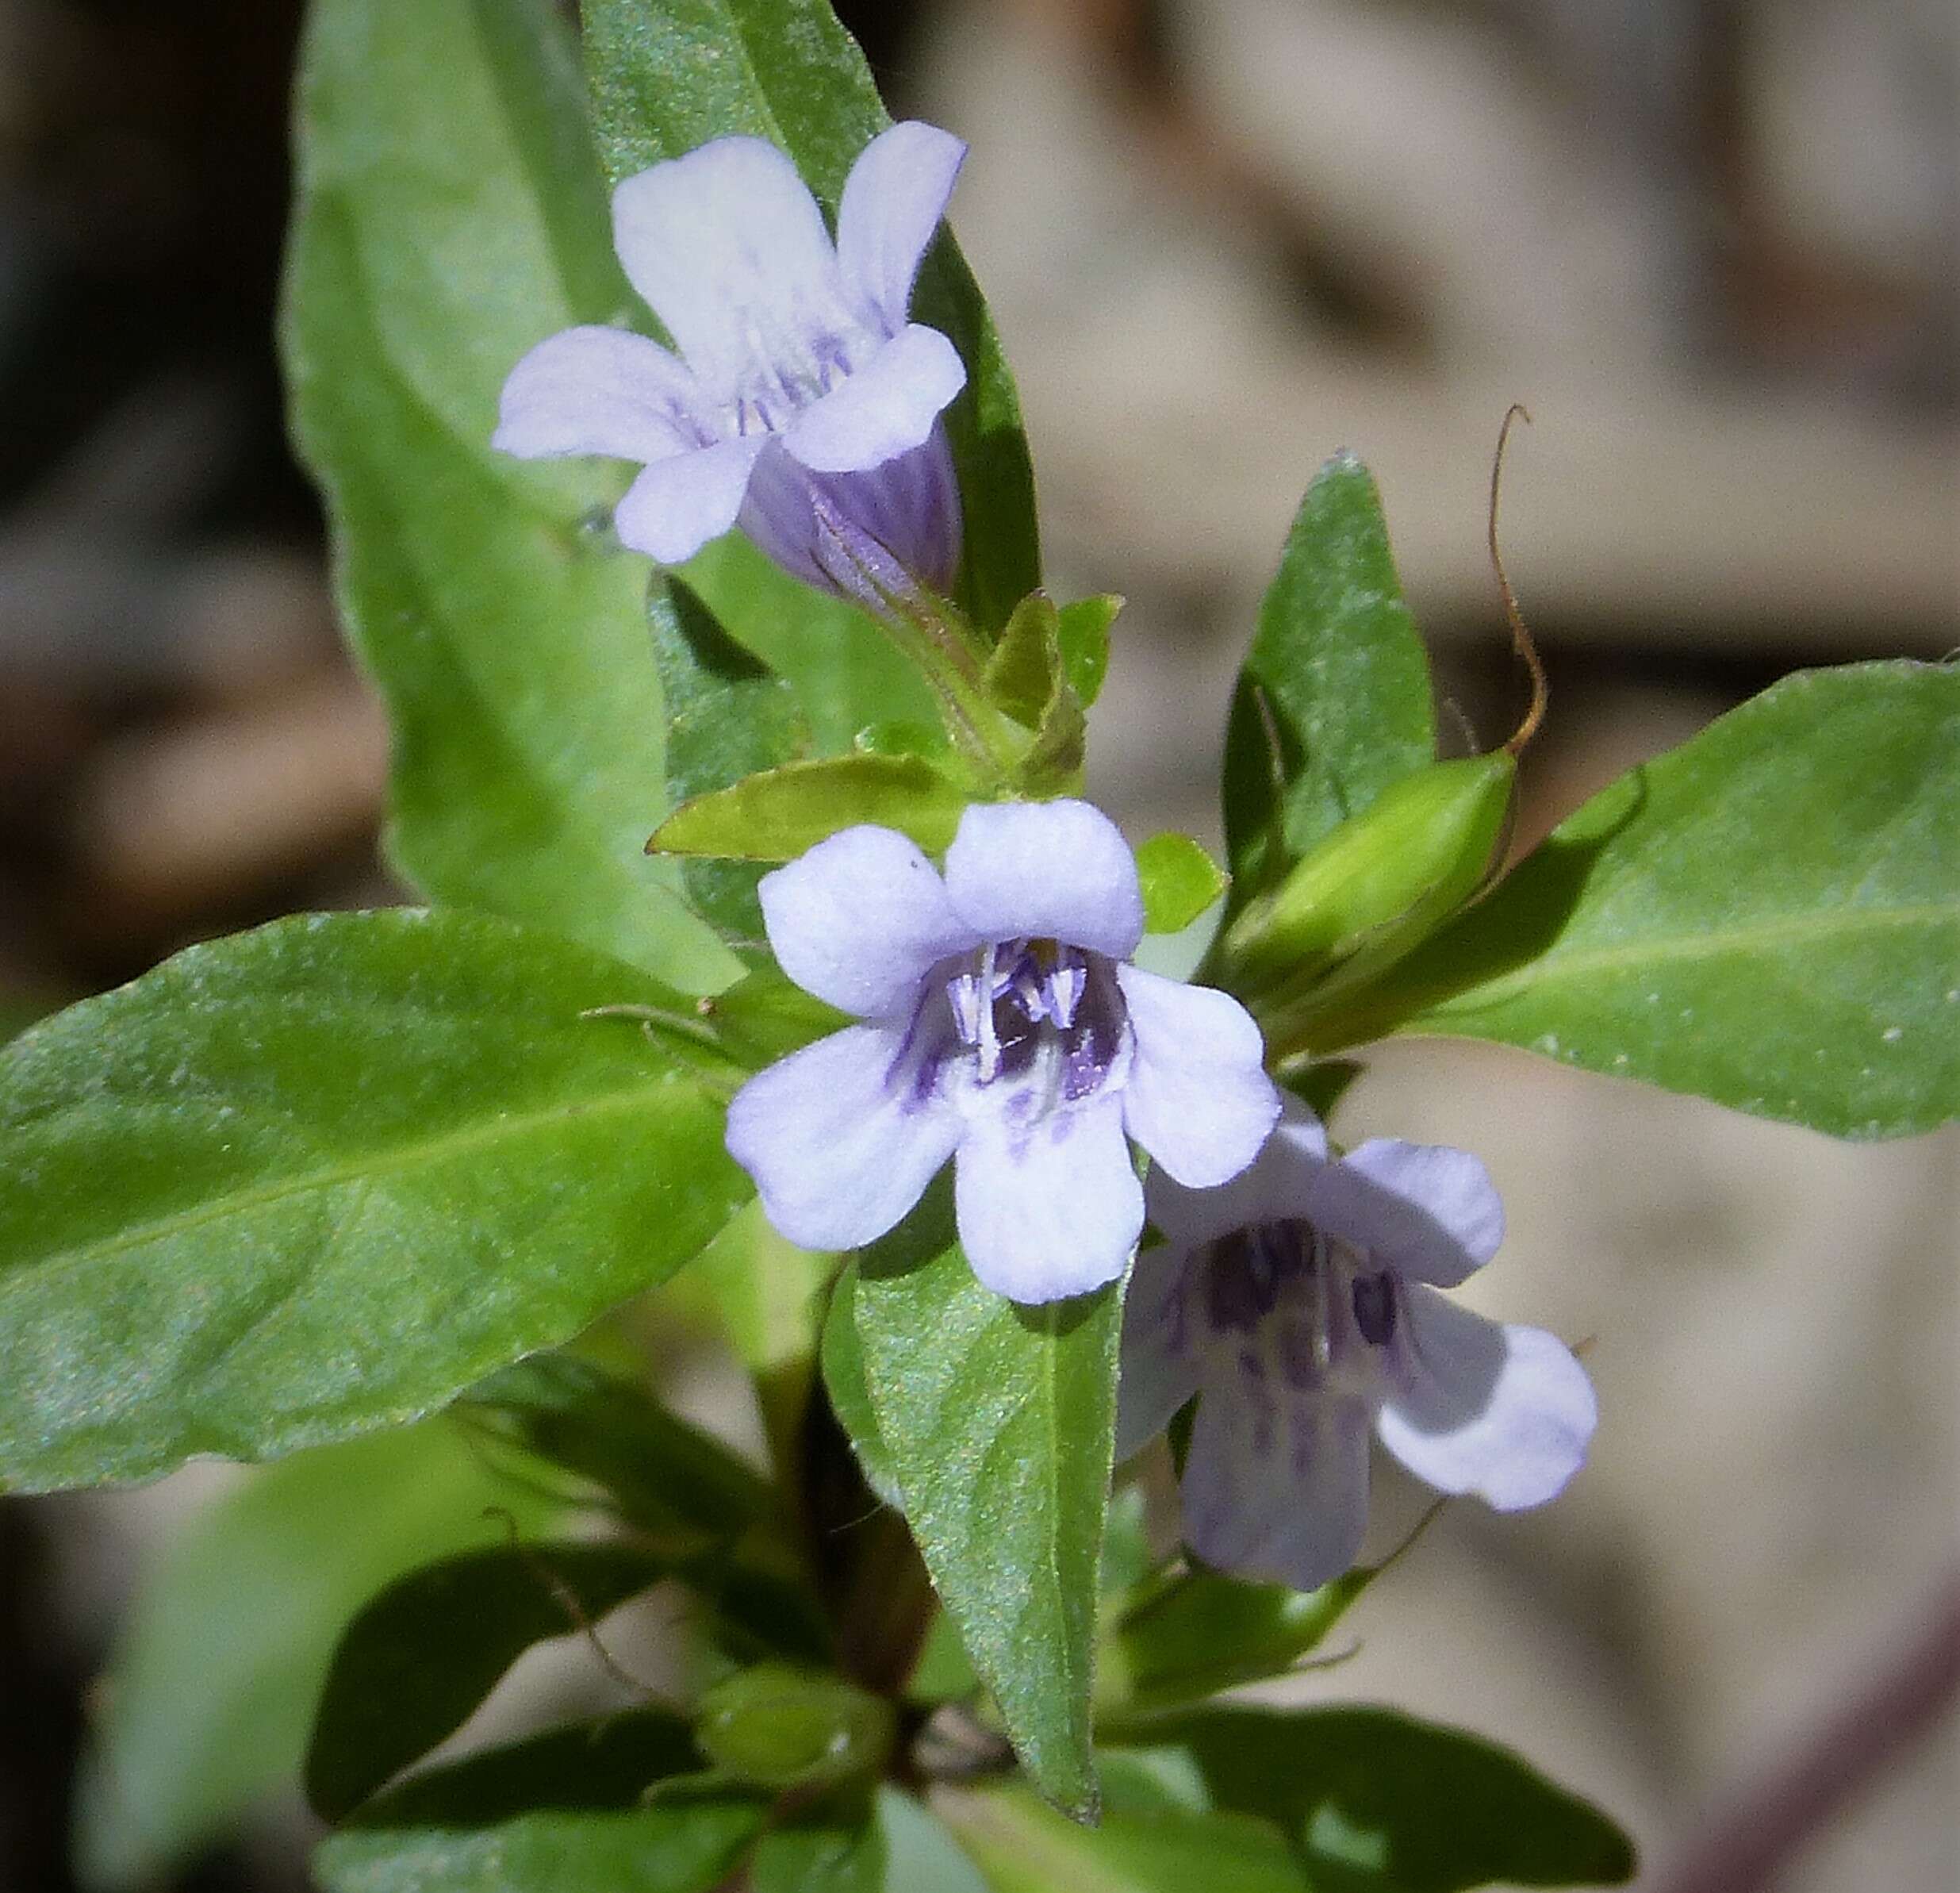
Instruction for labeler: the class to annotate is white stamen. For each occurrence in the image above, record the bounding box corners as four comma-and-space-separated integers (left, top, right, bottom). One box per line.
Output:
975, 939, 1001, 1083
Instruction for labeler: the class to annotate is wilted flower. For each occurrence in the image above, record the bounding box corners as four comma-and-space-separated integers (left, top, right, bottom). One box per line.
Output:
725, 801, 1280, 1304
1118, 1100, 1597, 1591
495, 122, 967, 606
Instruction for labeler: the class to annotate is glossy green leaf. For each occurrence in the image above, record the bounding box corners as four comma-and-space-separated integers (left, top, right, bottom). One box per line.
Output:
0, 908, 750, 1492
71, 1425, 557, 1891
1135, 834, 1229, 935
1222, 452, 1436, 908
1320, 662, 1960, 1137
650, 576, 810, 955
307, 1541, 670, 1821
582, 0, 1041, 637
1110, 1706, 1636, 1890
1099, 1568, 1370, 1719
849, 1188, 1120, 1817
932, 1783, 1307, 1893
650, 753, 973, 862
284, 0, 733, 992
821, 1261, 903, 1509
316, 1793, 765, 1893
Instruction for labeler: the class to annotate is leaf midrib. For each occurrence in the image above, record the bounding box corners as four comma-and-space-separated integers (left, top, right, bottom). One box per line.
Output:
9, 1076, 715, 1282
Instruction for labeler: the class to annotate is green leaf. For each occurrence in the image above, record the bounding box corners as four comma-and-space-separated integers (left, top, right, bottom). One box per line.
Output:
931, 1783, 1308, 1893
459, 1353, 830, 1661
683, 536, 944, 759
1057, 596, 1122, 708
283, 0, 735, 992
650, 753, 974, 862
583, 0, 1041, 636
1318, 661, 1960, 1138
849, 1188, 1120, 1817
821, 1261, 903, 1509
1110, 1706, 1636, 1890
699, 967, 852, 1069
1099, 1568, 1371, 1719
338, 1708, 704, 1829
317, 1794, 765, 1893
650, 576, 811, 955
0, 908, 750, 1491
316, 1707, 758, 1893
306, 1541, 670, 1821
71, 1425, 558, 1891
1135, 834, 1229, 935
1222, 452, 1436, 908
751, 1793, 885, 1893
461, 1354, 771, 1549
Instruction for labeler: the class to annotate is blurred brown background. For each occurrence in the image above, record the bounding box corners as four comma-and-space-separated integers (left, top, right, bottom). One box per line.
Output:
1, 1, 1954, 1889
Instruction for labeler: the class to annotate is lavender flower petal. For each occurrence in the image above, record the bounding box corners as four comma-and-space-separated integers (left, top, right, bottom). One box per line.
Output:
1183, 1385, 1374, 1593
781, 324, 966, 473
1115, 966, 1279, 1190
738, 430, 962, 598
1114, 1248, 1203, 1460
943, 801, 1145, 960
757, 825, 977, 1018
614, 436, 765, 565
1302, 1137, 1504, 1288
1376, 1290, 1597, 1510
953, 1092, 1141, 1303
493, 326, 708, 461
611, 137, 850, 398
725, 1024, 960, 1253
835, 121, 967, 331
1143, 1095, 1328, 1250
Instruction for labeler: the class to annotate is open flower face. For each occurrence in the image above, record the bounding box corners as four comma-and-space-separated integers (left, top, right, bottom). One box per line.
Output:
1118, 1101, 1598, 1592
494, 122, 967, 605
725, 801, 1281, 1304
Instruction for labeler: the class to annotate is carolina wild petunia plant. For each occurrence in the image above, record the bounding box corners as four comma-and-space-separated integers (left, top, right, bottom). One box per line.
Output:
2, 3, 1952, 1891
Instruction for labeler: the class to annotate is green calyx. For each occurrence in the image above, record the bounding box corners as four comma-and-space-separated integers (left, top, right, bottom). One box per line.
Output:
1212, 752, 1516, 1049
692, 1664, 896, 1791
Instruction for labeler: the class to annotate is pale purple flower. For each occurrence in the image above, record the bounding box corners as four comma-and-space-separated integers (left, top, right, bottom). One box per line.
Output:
1118, 1100, 1597, 1592
494, 123, 968, 606
725, 801, 1281, 1304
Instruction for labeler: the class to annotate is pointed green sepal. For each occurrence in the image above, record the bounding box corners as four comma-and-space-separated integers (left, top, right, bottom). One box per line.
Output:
647, 754, 974, 863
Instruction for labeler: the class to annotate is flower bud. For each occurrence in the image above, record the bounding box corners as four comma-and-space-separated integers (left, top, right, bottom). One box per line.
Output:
1216, 754, 1514, 1017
